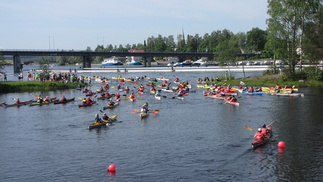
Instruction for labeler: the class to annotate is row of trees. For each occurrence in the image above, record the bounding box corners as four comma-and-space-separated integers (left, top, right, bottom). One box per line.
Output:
90, 0, 322, 77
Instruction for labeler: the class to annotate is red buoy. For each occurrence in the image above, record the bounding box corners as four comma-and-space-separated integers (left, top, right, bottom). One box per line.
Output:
278, 141, 285, 148
108, 164, 116, 172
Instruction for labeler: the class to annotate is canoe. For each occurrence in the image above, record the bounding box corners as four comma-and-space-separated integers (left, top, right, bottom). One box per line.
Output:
252, 126, 272, 149
78, 101, 96, 107
4, 99, 35, 107
140, 112, 149, 119
88, 114, 118, 130
54, 98, 75, 104
103, 102, 120, 109
224, 98, 239, 106
30, 98, 59, 106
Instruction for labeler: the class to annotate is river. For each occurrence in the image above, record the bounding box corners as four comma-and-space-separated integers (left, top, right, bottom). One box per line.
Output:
0, 65, 322, 181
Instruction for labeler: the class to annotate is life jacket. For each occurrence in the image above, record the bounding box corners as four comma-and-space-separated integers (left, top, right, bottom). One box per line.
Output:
261, 128, 267, 135
254, 132, 264, 141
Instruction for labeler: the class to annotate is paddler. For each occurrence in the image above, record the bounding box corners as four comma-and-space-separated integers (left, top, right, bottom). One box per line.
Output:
261, 124, 268, 135
86, 97, 93, 103
107, 98, 115, 106
115, 92, 121, 100
248, 86, 254, 93
129, 92, 136, 100
15, 98, 21, 104
37, 96, 43, 103
82, 98, 87, 104
102, 113, 109, 120
254, 128, 264, 141
43, 96, 50, 102
61, 95, 67, 102
94, 114, 102, 123
230, 95, 237, 102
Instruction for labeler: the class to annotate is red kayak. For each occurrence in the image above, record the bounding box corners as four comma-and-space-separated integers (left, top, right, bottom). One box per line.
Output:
54, 98, 75, 104
4, 99, 35, 107
224, 98, 239, 106
78, 101, 96, 107
85, 92, 96, 97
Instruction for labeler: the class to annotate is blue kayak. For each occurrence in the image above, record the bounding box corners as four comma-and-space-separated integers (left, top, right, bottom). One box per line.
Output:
242, 92, 263, 95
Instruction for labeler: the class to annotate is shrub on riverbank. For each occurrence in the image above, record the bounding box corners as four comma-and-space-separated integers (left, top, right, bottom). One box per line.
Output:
0, 81, 88, 93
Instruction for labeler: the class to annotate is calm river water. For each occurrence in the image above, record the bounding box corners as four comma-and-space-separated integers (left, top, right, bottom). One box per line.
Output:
0, 65, 322, 181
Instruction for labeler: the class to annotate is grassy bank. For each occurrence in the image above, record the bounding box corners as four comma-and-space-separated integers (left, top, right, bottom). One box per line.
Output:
0, 81, 88, 93
216, 74, 323, 88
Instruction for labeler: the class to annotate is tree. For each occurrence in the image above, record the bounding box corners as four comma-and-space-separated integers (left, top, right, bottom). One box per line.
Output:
215, 34, 241, 79
0, 54, 5, 72
303, 4, 323, 65
246, 28, 267, 53
267, 0, 321, 75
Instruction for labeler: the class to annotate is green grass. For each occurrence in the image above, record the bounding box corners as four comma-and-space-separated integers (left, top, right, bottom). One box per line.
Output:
207, 75, 323, 88
0, 81, 88, 93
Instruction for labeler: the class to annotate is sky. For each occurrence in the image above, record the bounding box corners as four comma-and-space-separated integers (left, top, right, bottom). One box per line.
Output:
0, 0, 269, 50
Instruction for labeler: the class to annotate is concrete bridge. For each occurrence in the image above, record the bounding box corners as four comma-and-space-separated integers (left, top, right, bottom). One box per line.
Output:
0, 49, 257, 73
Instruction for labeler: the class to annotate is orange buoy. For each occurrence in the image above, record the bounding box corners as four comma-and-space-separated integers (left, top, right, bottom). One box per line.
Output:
278, 141, 285, 148
108, 164, 116, 172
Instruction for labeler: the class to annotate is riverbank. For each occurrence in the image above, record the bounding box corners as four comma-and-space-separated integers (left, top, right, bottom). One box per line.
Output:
0, 81, 87, 93
219, 73, 323, 87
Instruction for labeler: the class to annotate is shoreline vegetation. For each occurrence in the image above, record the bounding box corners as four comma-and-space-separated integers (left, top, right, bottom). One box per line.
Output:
0, 73, 323, 94
0, 81, 88, 93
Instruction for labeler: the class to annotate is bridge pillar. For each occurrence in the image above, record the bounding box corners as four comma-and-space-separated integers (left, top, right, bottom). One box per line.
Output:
82, 56, 91, 68
13, 55, 22, 73
143, 57, 152, 67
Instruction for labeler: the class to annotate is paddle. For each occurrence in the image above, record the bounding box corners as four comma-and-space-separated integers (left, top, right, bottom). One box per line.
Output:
134, 109, 160, 112
244, 125, 257, 132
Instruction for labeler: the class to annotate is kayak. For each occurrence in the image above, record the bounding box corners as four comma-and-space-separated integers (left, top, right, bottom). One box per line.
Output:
155, 94, 161, 100
85, 92, 96, 96
30, 98, 59, 106
268, 92, 304, 97
88, 114, 118, 130
103, 102, 120, 109
252, 126, 272, 149
161, 89, 173, 93
140, 112, 149, 119
242, 92, 263, 95
97, 95, 112, 100
54, 98, 75, 104
177, 95, 184, 100
4, 99, 35, 107
220, 91, 237, 96
224, 98, 239, 106
78, 101, 96, 107
203, 91, 225, 99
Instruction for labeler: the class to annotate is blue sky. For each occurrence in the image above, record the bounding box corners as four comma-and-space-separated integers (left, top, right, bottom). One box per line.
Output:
0, 0, 269, 50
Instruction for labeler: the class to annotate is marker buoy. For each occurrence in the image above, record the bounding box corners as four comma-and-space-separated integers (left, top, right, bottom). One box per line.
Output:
278, 141, 285, 148
108, 164, 116, 172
